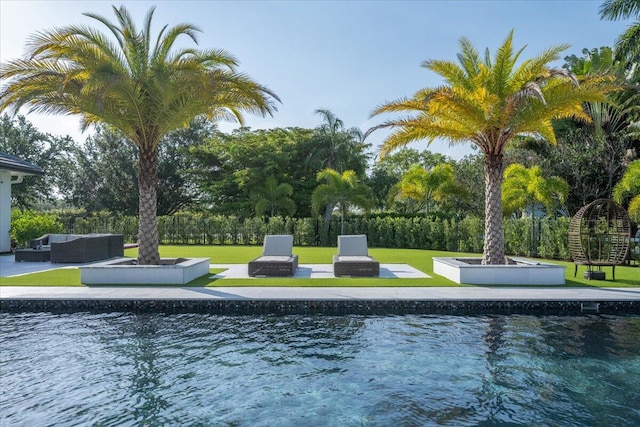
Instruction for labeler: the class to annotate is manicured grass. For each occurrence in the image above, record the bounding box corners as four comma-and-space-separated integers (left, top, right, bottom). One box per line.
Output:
1, 245, 638, 287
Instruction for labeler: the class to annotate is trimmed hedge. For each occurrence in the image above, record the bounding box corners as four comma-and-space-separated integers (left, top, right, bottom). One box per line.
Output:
35, 211, 574, 260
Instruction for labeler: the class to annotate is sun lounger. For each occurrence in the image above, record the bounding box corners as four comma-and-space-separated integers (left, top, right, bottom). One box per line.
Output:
333, 234, 379, 277
248, 234, 298, 277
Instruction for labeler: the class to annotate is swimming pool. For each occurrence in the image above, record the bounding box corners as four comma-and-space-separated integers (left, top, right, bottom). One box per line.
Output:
1, 313, 639, 426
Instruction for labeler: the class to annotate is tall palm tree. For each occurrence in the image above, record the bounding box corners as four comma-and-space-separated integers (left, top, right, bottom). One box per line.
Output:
502, 163, 568, 255
613, 159, 640, 222
309, 109, 368, 223
311, 168, 373, 234
253, 175, 296, 218
392, 163, 467, 215
368, 31, 616, 264
0, 6, 279, 264
311, 109, 365, 173
600, 0, 640, 63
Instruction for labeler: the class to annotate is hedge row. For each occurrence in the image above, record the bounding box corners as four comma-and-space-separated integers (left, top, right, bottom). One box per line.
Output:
41, 212, 571, 260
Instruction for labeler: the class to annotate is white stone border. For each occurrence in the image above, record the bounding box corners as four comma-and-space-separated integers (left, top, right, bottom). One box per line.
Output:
433, 257, 566, 285
80, 257, 210, 285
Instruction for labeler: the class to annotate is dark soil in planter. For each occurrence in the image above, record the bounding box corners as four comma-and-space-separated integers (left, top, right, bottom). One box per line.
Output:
455, 258, 517, 265
111, 258, 188, 266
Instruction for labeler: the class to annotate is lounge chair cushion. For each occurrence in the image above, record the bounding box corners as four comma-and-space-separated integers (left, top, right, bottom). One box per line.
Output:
335, 255, 375, 263
48, 234, 78, 243
262, 235, 294, 256
338, 235, 369, 256
253, 255, 294, 262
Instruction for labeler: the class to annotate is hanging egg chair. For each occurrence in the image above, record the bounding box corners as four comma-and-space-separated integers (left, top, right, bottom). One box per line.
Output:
568, 199, 631, 280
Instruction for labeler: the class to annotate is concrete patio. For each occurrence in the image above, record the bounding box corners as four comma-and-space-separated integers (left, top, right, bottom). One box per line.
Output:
2, 254, 639, 315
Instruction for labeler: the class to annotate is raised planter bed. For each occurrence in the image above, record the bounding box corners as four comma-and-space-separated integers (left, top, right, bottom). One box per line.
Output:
433, 257, 566, 285
80, 257, 210, 285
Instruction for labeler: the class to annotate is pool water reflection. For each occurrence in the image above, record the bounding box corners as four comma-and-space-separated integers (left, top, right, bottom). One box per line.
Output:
1, 313, 639, 426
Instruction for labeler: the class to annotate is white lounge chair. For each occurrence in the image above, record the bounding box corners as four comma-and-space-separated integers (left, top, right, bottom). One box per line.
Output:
248, 235, 298, 277
333, 234, 379, 277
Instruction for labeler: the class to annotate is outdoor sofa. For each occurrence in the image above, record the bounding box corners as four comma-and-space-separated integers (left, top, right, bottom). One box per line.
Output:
23, 233, 124, 263
333, 234, 379, 277
248, 234, 298, 277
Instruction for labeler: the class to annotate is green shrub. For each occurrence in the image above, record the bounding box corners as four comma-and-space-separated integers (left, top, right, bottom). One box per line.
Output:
539, 217, 570, 260
11, 210, 64, 248
504, 218, 531, 256
36, 211, 575, 257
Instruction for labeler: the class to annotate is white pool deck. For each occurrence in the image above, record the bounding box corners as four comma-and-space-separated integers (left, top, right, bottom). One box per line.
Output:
1, 255, 639, 302
2, 285, 640, 302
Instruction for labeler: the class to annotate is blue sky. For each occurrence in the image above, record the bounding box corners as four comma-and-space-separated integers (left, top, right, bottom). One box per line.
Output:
0, 0, 631, 160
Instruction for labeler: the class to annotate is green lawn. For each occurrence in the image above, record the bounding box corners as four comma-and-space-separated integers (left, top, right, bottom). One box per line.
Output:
1, 245, 638, 287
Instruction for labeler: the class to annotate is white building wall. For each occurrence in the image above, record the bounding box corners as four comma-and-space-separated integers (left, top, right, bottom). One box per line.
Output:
0, 170, 12, 252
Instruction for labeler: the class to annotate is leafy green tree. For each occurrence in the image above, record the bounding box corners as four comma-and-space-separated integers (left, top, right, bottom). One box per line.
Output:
452, 153, 485, 218
613, 159, 640, 222
189, 127, 315, 217
311, 169, 373, 234
369, 31, 616, 264
507, 128, 630, 214
391, 163, 468, 215
252, 175, 296, 218
0, 114, 75, 208
63, 118, 214, 215
0, 6, 279, 264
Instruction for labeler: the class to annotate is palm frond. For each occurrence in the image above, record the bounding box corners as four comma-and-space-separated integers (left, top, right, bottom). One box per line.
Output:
599, 0, 640, 20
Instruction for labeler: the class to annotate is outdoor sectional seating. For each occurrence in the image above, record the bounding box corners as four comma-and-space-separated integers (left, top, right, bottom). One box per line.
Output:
333, 234, 379, 277
25, 233, 124, 263
248, 234, 298, 277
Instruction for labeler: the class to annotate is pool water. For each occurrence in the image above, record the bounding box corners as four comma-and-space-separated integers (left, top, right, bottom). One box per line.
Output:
1, 313, 639, 426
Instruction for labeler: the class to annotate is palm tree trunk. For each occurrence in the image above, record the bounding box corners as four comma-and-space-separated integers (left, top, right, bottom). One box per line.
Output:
483, 153, 505, 265
137, 145, 160, 265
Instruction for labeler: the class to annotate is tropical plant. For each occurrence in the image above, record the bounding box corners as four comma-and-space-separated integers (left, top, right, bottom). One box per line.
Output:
502, 164, 569, 217
600, 0, 640, 63
307, 109, 369, 222
252, 175, 296, 218
311, 168, 373, 234
0, 6, 279, 264
502, 163, 568, 255
367, 148, 452, 211
613, 159, 640, 222
368, 30, 616, 264
309, 109, 367, 173
391, 163, 468, 215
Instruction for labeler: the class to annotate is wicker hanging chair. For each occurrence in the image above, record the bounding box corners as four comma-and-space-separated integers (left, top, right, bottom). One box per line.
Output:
568, 199, 631, 280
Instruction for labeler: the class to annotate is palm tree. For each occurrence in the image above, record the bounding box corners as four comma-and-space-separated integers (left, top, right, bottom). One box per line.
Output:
253, 175, 296, 218
502, 163, 568, 255
309, 109, 368, 223
311, 109, 365, 173
613, 159, 640, 222
599, 0, 640, 63
368, 31, 616, 264
391, 163, 467, 215
311, 168, 373, 234
0, 6, 279, 264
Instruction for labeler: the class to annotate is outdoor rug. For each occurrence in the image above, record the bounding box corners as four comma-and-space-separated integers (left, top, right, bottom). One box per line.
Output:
210, 264, 430, 279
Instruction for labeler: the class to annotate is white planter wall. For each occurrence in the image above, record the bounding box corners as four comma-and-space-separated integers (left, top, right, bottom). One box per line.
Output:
433, 257, 566, 285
